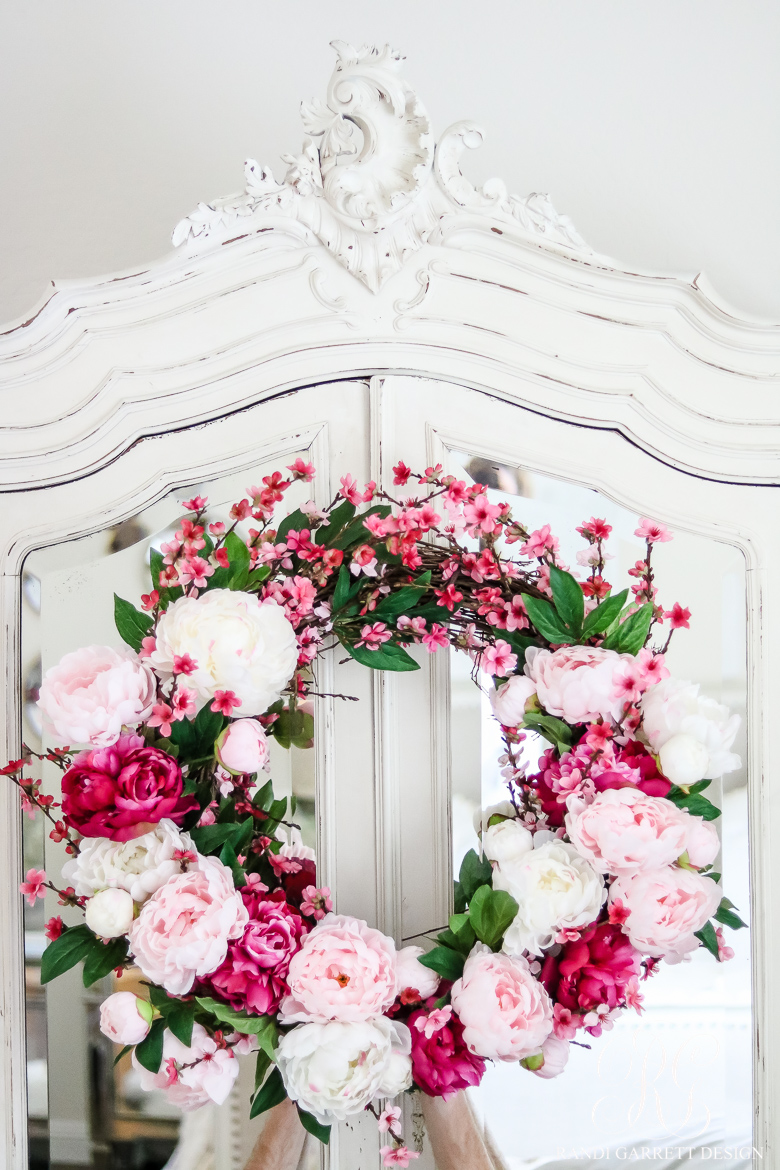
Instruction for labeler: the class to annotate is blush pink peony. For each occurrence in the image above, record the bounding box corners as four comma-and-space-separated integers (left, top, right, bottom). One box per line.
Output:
198, 888, 306, 1016
565, 788, 690, 875
38, 644, 156, 747
216, 718, 270, 775
61, 733, 196, 841
407, 1000, 485, 1098
609, 867, 721, 959
279, 913, 397, 1023
526, 645, 634, 725
132, 1023, 239, 1110
450, 945, 553, 1061
684, 817, 720, 869
129, 855, 249, 994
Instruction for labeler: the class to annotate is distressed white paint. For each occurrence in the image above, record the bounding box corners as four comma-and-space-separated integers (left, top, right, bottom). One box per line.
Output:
0, 42, 779, 1170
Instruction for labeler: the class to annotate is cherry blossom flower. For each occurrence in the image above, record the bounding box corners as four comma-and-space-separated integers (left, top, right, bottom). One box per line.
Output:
45, 915, 63, 941
480, 640, 518, 676
339, 474, 363, 505
715, 927, 735, 962
381, 1147, 419, 1167
665, 603, 691, 629
287, 458, 315, 481
20, 868, 46, 907
173, 654, 198, 675
172, 686, 198, 721
464, 494, 502, 534
300, 886, 333, 921
635, 518, 673, 543
140, 591, 159, 612
356, 622, 392, 650
181, 496, 207, 512
378, 1106, 403, 1136
393, 461, 412, 486
211, 691, 242, 716
148, 702, 175, 737
434, 584, 463, 612
350, 545, 378, 577
576, 517, 612, 542
521, 525, 559, 559
422, 624, 449, 652
413, 1006, 452, 1039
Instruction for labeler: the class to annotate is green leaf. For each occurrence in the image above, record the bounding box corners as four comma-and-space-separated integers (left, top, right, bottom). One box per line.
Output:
581, 589, 630, 639
271, 707, 315, 750
374, 582, 430, 620
82, 936, 128, 987
113, 1044, 132, 1067
666, 787, 721, 821
418, 946, 466, 982
317, 500, 357, 546
522, 595, 578, 645
40, 924, 96, 984
190, 822, 242, 854
254, 1049, 273, 1093
169, 703, 225, 760
549, 565, 584, 635
277, 507, 313, 543
250, 1067, 286, 1119
602, 603, 653, 655
135, 1017, 165, 1073
150, 548, 165, 591
194, 998, 279, 1059
694, 920, 721, 961
522, 713, 574, 753
453, 881, 467, 914
458, 849, 493, 902
297, 1107, 331, 1145
331, 565, 353, 612
219, 841, 246, 888
166, 1001, 197, 1047
223, 531, 251, 589
468, 886, 519, 950
329, 505, 391, 551
342, 640, 420, 672
113, 594, 153, 652
714, 898, 747, 930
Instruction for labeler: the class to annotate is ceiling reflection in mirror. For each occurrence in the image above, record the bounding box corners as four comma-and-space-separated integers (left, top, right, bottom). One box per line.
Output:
448, 449, 751, 1169
22, 460, 318, 1170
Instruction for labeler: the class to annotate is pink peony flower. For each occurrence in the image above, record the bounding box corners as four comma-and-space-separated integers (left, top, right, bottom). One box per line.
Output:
133, 1023, 239, 1110
531, 1034, 570, 1079
61, 733, 196, 841
38, 644, 156, 747
526, 645, 641, 725
129, 855, 249, 994
280, 913, 397, 1023
609, 867, 721, 959
489, 674, 537, 727
198, 888, 306, 1016
215, 718, 270, 775
99, 991, 152, 1045
395, 945, 441, 1002
450, 945, 553, 1061
407, 999, 485, 1098
540, 922, 641, 1023
683, 817, 720, 869
566, 788, 690, 875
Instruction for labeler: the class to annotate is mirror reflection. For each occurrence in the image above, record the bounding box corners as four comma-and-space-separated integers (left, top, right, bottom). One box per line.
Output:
22, 461, 318, 1170
449, 450, 751, 1169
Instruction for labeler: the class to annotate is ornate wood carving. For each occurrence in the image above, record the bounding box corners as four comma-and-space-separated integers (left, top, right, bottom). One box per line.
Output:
171, 41, 588, 290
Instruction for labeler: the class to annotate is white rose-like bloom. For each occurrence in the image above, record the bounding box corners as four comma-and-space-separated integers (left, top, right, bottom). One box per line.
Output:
150, 591, 298, 716
473, 801, 516, 835
489, 675, 537, 727
37, 644, 156, 747
395, 946, 441, 1000
62, 819, 195, 904
276, 1017, 407, 1124
658, 734, 711, 787
85, 888, 135, 938
496, 833, 606, 956
640, 677, 741, 779
525, 644, 633, 725
482, 818, 533, 868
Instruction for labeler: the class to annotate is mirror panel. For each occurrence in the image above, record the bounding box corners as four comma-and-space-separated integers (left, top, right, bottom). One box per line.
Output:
448, 449, 751, 1167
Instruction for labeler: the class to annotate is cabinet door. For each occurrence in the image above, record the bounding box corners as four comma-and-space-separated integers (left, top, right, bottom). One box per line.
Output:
376, 373, 765, 1169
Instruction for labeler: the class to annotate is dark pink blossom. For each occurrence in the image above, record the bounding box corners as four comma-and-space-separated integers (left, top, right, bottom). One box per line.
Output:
408, 1000, 485, 1099
541, 922, 641, 1026
61, 733, 195, 841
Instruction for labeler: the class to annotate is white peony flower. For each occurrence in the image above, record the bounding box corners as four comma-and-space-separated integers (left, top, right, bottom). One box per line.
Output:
640, 677, 741, 779
489, 675, 537, 727
495, 833, 606, 956
276, 1017, 408, 1124
62, 819, 195, 904
482, 818, 533, 868
85, 888, 135, 938
395, 945, 440, 1000
658, 734, 711, 787
150, 590, 298, 716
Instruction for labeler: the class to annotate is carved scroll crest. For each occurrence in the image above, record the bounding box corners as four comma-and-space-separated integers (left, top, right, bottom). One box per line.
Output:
172, 41, 589, 290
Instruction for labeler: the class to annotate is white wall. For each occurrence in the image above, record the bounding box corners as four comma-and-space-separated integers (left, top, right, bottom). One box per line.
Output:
1, 0, 779, 328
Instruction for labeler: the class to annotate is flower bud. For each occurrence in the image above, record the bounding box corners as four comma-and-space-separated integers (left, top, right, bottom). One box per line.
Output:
85, 887, 135, 938
489, 675, 537, 727
378, 1050, 413, 1097
99, 991, 151, 1045
530, 1035, 570, 1079
658, 733, 710, 787
216, 719, 270, 776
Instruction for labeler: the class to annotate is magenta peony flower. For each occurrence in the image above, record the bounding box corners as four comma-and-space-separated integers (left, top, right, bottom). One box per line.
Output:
38, 644, 157, 748
280, 914, 397, 1023
61, 733, 196, 841
408, 1000, 485, 1098
198, 888, 307, 1016
541, 921, 641, 1019
129, 855, 249, 995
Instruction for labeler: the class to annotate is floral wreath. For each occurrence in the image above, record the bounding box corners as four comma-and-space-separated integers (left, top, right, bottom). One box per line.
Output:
8, 459, 745, 1166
